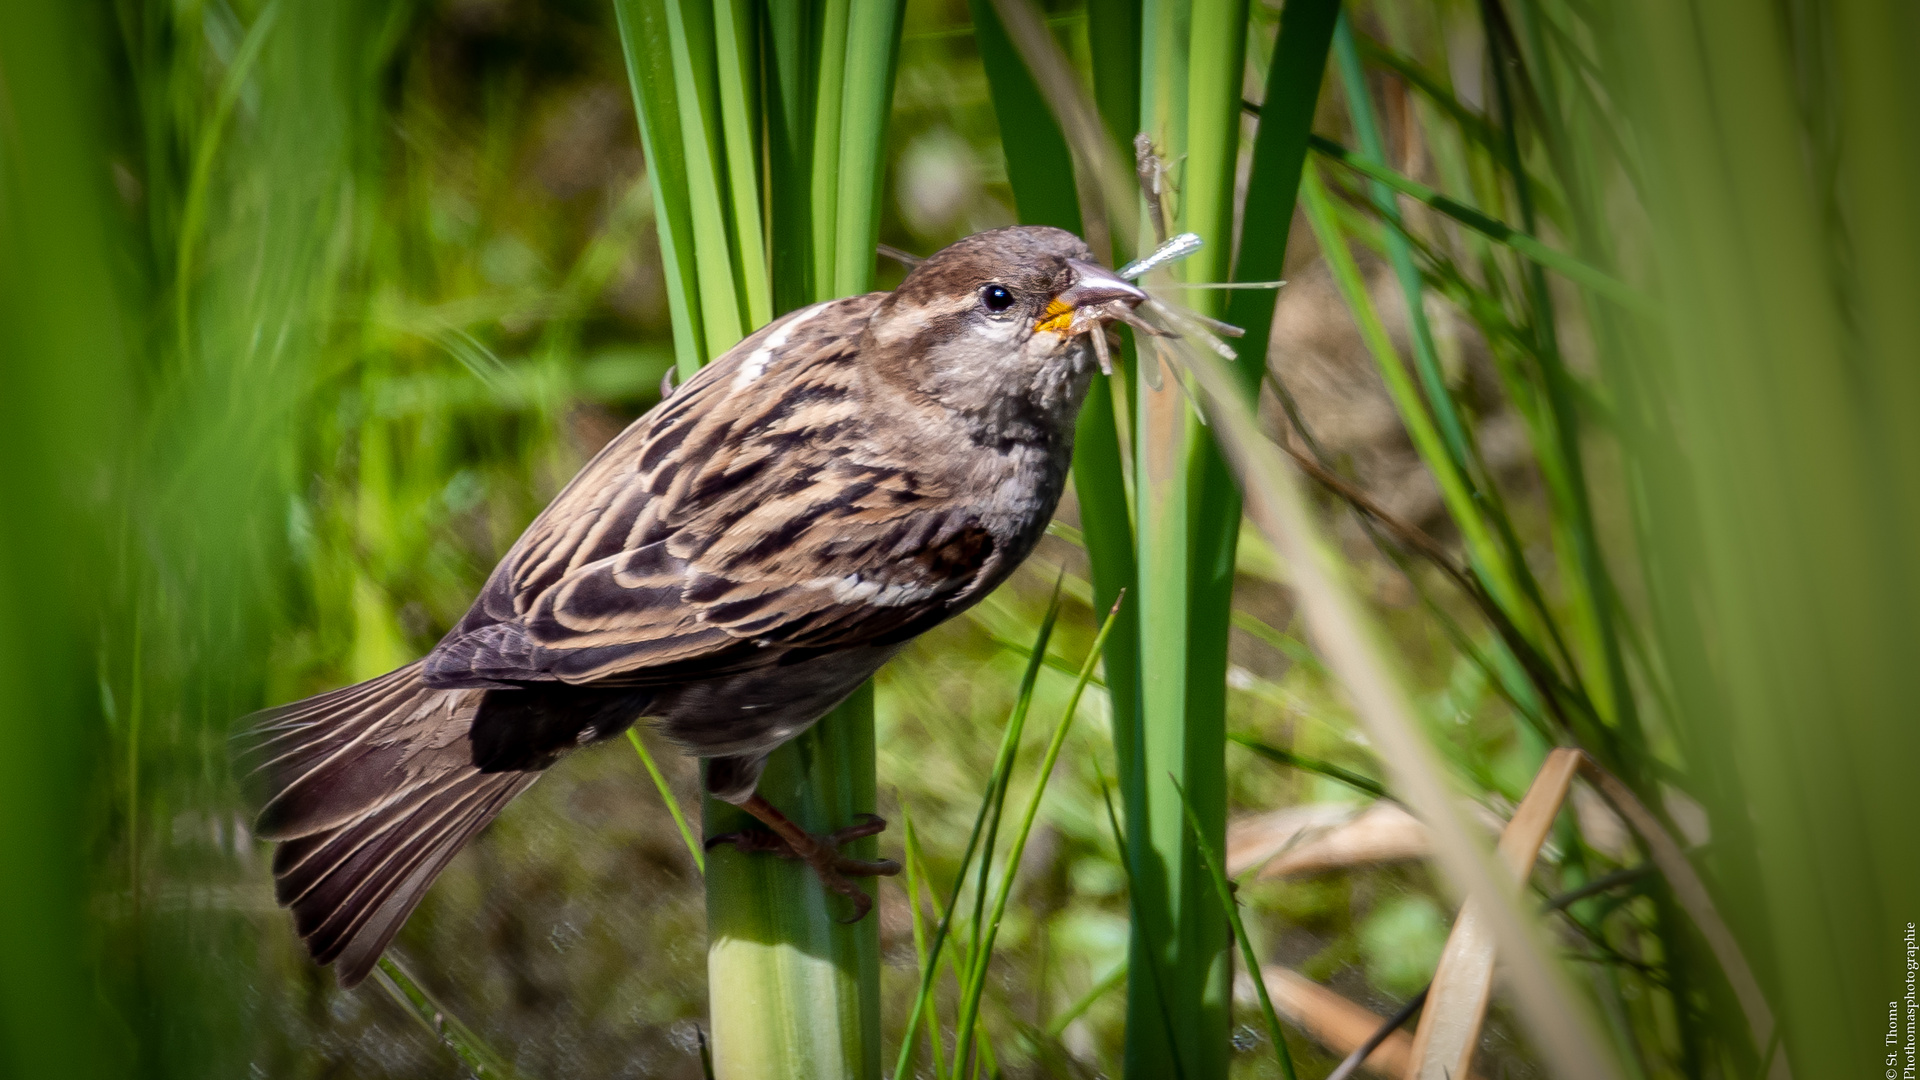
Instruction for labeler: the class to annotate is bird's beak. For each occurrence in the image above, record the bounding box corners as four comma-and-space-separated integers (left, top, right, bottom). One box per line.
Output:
1059, 259, 1149, 309
1036, 260, 1147, 336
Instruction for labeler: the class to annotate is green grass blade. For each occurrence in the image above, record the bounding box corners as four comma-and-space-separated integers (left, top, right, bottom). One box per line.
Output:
1299, 164, 1525, 617
1331, 13, 1474, 477
1196, 0, 1340, 701
988, 0, 1139, 260
952, 600, 1124, 1078
703, 687, 883, 1079
807, 0, 848, 298
1353, 31, 1501, 152
963, 582, 1063, 991
1228, 610, 1327, 678
889, 588, 1061, 1080
1068, 387, 1141, 760
972, 0, 1145, 966
373, 957, 518, 1080
1045, 961, 1127, 1038
1172, 780, 1296, 1080
897, 805, 949, 1080
1306, 134, 1650, 313
612, 0, 709, 375
981, 624, 1105, 686
1093, 763, 1188, 1080
1176, 304, 1624, 1080
1225, 0, 1337, 333
0, 6, 129, 1076
712, 0, 771, 328
1121, 7, 1338, 1075
1597, 0, 1920, 1067
1192, 0, 1339, 726
1226, 733, 1388, 801
1085, 0, 1140, 184
971, 0, 1082, 236
761, 1, 818, 313
1127, 0, 1241, 1072
909, 844, 1001, 1080
172, 0, 283, 355
1478, 7, 1642, 758
626, 729, 704, 874
661, 0, 747, 356
830, 0, 907, 297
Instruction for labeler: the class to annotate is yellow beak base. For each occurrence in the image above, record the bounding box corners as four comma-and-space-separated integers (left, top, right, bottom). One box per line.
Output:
1034, 297, 1075, 335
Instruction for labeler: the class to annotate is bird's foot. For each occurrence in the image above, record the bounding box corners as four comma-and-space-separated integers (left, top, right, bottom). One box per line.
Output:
705, 798, 900, 922
703, 812, 892, 866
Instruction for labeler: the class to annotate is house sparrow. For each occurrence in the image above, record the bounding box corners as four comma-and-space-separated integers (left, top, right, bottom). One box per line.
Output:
239, 225, 1146, 987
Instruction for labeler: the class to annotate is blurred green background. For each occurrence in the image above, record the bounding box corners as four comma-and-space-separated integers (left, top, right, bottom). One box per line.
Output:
2, 0, 1915, 1077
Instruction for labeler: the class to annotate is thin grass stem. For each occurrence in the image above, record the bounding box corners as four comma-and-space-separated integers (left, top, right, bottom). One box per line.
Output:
626, 729, 703, 874
1171, 779, 1297, 1080
1045, 961, 1128, 1038
1299, 165, 1524, 616
963, 583, 1063, 995
1092, 766, 1188, 1080
374, 956, 516, 1080
1226, 733, 1389, 801
1332, 13, 1477, 478
898, 804, 949, 1080
889, 590, 1062, 1080
172, 0, 284, 358
1308, 135, 1648, 311
952, 599, 1123, 1076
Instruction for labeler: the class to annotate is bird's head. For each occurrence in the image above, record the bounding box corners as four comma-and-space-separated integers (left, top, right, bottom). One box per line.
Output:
864, 226, 1145, 440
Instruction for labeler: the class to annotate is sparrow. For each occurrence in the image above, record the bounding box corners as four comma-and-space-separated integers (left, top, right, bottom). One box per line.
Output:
238, 225, 1147, 987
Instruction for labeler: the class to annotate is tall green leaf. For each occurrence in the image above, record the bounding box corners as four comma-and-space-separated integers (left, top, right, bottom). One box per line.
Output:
0, 5, 129, 1078
971, 0, 1145, 922
1122, 1, 1246, 1073
988, 1, 1340, 1073
1599, 0, 1920, 1071
613, 4, 907, 1075
1125, 2, 1336, 1075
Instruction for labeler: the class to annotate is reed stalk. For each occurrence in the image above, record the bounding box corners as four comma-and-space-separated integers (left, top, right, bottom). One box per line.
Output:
1122, 1, 1249, 1069
612, 3, 906, 1075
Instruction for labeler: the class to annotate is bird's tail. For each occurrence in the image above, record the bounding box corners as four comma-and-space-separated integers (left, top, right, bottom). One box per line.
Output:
237, 661, 537, 987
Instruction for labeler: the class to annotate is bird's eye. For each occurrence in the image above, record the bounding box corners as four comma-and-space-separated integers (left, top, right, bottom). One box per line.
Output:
980, 284, 1015, 313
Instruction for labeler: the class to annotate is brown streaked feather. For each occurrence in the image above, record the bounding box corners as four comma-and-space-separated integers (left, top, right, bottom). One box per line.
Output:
237, 662, 542, 988
422, 293, 1007, 690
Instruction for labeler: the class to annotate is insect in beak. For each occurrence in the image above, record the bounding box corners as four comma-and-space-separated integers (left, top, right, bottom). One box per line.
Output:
1036, 260, 1149, 375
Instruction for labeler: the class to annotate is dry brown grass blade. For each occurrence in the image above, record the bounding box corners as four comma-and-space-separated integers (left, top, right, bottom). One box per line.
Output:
1226, 801, 1432, 879
1176, 321, 1621, 1080
1576, 755, 1789, 1080
1240, 966, 1484, 1080
1404, 749, 1582, 1078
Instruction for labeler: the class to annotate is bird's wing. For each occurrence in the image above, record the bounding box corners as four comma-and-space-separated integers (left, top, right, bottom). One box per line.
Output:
423, 295, 1000, 688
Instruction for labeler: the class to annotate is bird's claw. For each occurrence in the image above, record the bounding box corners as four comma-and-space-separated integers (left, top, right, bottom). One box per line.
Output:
826, 812, 889, 845
704, 813, 900, 922
704, 827, 789, 855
